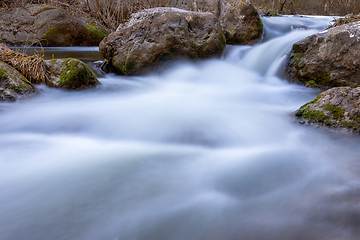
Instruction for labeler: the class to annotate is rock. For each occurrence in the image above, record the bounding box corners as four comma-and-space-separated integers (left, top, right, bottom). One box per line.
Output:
99, 7, 226, 75
0, 4, 109, 47
295, 87, 360, 133
0, 61, 36, 101
288, 21, 360, 88
170, 0, 263, 45
218, 0, 263, 45
46, 58, 100, 89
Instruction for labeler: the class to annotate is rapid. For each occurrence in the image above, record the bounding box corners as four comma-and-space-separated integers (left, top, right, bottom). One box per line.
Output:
0, 16, 360, 240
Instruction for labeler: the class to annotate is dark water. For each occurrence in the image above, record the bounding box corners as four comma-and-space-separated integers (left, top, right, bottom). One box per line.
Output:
1, 16, 360, 240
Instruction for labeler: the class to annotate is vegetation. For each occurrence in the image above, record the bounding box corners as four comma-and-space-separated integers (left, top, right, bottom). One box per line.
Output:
251, 0, 360, 15
0, 43, 48, 84
305, 80, 319, 88
330, 15, 360, 29
322, 103, 345, 120
59, 58, 97, 89
302, 108, 332, 125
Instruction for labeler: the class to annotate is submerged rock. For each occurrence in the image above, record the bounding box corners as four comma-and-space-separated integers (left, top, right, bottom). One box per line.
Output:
0, 61, 36, 101
295, 87, 360, 133
46, 58, 100, 90
99, 7, 226, 75
288, 21, 360, 88
0, 4, 109, 47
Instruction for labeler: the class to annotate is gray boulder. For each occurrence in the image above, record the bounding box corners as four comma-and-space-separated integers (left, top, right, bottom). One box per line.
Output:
0, 61, 36, 101
0, 4, 109, 47
288, 21, 360, 88
99, 7, 226, 75
170, 0, 263, 45
295, 87, 360, 133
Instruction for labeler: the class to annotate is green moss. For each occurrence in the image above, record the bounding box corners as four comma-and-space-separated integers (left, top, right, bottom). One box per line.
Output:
20, 75, 33, 87
59, 58, 97, 89
50, 59, 56, 63
302, 109, 331, 124
317, 73, 331, 85
40, 27, 61, 40
86, 24, 109, 39
10, 84, 27, 93
349, 114, 360, 123
322, 103, 345, 120
221, 33, 226, 47
119, 61, 135, 75
305, 80, 319, 88
291, 52, 305, 66
341, 121, 360, 131
300, 94, 321, 109
35, 6, 56, 15
0, 68, 8, 80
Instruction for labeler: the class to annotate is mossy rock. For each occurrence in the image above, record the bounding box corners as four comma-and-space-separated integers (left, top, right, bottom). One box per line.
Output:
0, 61, 37, 102
46, 58, 100, 90
295, 87, 360, 133
39, 23, 110, 47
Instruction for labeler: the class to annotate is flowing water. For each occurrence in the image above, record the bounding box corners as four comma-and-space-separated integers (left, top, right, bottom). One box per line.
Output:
1, 16, 360, 240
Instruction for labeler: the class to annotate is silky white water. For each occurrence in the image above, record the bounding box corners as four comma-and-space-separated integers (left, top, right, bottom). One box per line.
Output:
1, 16, 360, 240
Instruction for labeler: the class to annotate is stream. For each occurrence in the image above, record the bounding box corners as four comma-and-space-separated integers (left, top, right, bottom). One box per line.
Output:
1, 16, 360, 240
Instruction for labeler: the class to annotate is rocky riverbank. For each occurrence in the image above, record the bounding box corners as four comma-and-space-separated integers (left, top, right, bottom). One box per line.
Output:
0, 44, 100, 101
287, 16, 360, 134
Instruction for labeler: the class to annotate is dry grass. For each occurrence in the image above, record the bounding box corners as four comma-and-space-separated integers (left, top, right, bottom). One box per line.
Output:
330, 15, 360, 28
0, 44, 48, 84
85, 0, 175, 31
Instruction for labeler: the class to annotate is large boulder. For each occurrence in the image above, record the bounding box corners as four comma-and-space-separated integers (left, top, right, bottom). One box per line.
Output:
0, 61, 36, 101
171, 0, 263, 45
99, 7, 226, 75
295, 87, 360, 133
46, 58, 100, 90
288, 21, 360, 88
0, 4, 109, 47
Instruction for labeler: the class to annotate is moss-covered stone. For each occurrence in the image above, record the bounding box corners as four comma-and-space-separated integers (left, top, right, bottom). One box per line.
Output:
46, 58, 100, 90
349, 114, 360, 123
305, 80, 319, 88
291, 52, 305, 66
59, 58, 98, 89
86, 24, 110, 39
341, 120, 360, 131
0, 61, 37, 101
0, 68, 8, 80
300, 94, 321, 109
322, 103, 345, 120
302, 108, 331, 124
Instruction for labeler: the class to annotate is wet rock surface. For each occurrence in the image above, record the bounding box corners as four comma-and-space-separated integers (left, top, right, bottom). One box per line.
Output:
99, 7, 226, 75
295, 87, 360, 133
288, 21, 360, 88
0, 4, 109, 47
0, 60, 36, 101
